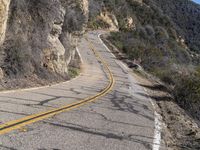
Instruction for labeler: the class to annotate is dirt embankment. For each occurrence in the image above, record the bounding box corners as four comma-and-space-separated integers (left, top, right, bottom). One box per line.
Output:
134, 73, 200, 150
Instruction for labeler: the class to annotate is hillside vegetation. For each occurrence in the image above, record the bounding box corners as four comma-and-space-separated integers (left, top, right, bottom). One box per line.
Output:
88, 0, 200, 123
153, 0, 200, 53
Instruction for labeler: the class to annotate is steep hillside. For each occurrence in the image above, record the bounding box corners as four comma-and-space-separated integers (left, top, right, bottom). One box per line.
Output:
88, 0, 200, 53
152, 0, 200, 53
1, 0, 199, 89
87, 1, 200, 148
87, 0, 200, 80
88, 0, 194, 70
0, 0, 88, 89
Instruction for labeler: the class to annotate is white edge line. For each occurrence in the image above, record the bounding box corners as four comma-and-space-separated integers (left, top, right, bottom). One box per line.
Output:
115, 60, 129, 74
98, 34, 129, 71
117, 60, 129, 71
98, 33, 162, 150
143, 87, 162, 150
98, 34, 116, 58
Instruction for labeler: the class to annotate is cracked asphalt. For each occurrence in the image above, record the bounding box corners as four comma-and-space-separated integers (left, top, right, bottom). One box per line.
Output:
0, 31, 165, 150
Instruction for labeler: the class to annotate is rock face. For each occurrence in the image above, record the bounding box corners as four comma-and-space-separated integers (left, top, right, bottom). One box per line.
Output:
0, 0, 149, 82
0, 0, 88, 81
0, 0, 10, 45
99, 11, 118, 31
124, 17, 136, 30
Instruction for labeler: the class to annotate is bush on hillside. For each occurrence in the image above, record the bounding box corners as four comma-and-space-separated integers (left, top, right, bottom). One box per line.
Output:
173, 74, 200, 120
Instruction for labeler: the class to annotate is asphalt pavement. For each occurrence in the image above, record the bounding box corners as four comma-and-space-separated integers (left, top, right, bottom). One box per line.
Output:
0, 31, 165, 150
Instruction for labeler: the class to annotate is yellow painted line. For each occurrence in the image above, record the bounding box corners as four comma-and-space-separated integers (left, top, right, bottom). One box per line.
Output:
0, 36, 115, 135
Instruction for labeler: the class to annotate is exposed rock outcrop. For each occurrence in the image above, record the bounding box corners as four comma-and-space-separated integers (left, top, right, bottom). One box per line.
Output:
124, 17, 136, 30
99, 11, 118, 31
0, 0, 88, 84
0, 0, 10, 45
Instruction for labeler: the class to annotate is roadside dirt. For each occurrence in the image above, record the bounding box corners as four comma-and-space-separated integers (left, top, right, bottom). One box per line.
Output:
0, 74, 66, 91
0, 65, 81, 92
101, 34, 200, 150
132, 72, 200, 150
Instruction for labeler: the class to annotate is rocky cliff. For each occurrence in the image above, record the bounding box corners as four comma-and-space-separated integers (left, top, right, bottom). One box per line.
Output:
0, 0, 88, 88
0, 0, 10, 45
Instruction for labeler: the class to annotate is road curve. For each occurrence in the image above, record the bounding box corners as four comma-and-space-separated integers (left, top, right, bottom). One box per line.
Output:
0, 35, 114, 135
0, 31, 165, 150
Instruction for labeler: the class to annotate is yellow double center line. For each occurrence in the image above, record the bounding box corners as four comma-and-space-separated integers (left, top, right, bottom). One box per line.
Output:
0, 36, 115, 135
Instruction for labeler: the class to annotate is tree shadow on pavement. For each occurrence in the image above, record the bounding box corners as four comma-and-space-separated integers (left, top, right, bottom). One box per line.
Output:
44, 121, 152, 150
109, 91, 154, 122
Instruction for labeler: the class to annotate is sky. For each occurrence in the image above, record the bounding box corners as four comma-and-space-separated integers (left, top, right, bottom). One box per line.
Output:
193, 0, 200, 4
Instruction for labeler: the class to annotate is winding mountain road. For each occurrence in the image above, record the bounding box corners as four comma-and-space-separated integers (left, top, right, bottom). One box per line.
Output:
0, 31, 165, 150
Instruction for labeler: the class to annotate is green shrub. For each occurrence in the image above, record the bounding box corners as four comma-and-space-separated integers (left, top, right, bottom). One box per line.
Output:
196, 65, 200, 76
88, 18, 110, 30
173, 75, 200, 119
3, 39, 31, 76
68, 67, 79, 78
